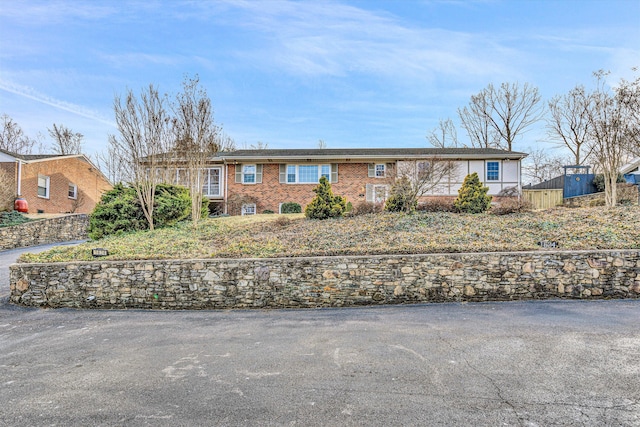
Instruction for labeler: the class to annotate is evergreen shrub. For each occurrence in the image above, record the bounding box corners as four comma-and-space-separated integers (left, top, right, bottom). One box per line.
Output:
305, 177, 346, 219
454, 173, 492, 214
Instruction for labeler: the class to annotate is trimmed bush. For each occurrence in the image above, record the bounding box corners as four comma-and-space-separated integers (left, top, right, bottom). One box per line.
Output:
418, 197, 456, 212
281, 202, 302, 214
454, 173, 492, 214
305, 177, 346, 219
89, 183, 192, 239
491, 198, 532, 215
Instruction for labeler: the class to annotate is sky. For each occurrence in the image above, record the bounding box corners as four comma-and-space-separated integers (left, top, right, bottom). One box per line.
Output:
0, 0, 638, 158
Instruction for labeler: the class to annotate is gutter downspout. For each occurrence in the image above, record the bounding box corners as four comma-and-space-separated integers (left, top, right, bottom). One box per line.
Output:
16, 159, 23, 196
224, 161, 228, 214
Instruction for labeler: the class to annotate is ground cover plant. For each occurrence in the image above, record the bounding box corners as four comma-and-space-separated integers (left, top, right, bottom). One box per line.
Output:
0, 211, 32, 228
20, 206, 640, 263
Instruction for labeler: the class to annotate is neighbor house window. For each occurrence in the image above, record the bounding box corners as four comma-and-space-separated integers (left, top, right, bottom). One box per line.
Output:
375, 164, 386, 177
241, 203, 256, 216
487, 162, 500, 181
243, 165, 256, 183
37, 175, 50, 198
285, 164, 331, 183
202, 168, 221, 197
68, 183, 78, 199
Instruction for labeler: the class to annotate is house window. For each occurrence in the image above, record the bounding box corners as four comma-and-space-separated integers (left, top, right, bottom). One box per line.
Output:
241, 203, 256, 216
176, 168, 189, 187
487, 162, 500, 181
243, 165, 256, 183
375, 164, 386, 177
417, 161, 430, 178
298, 165, 318, 183
202, 168, 221, 197
37, 175, 50, 198
68, 183, 78, 199
286, 164, 331, 183
287, 165, 296, 183
374, 185, 388, 203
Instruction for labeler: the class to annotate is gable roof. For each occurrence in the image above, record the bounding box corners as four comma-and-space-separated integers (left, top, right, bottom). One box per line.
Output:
0, 148, 68, 162
219, 148, 528, 162
620, 157, 640, 174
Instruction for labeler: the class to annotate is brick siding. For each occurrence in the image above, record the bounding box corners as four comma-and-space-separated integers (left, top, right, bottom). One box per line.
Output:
17, 157, 112, 214
227, 163, 393, 213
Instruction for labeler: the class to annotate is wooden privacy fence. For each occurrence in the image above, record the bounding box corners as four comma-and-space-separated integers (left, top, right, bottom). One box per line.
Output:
522, 189, 564, 210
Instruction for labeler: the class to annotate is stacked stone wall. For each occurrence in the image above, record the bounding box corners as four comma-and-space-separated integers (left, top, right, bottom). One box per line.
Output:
564, 184, 639, 207
0, 214, 88, 250
10, 250, 640, 309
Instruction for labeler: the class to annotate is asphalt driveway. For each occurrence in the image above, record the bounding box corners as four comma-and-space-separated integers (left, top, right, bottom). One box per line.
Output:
1, 245, 639, 426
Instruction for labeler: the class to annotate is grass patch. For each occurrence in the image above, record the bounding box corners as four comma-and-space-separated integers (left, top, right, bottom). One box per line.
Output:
19, 207, 640, 263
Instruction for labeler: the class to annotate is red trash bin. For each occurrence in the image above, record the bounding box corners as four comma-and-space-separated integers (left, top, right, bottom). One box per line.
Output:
14, 198, 28, 213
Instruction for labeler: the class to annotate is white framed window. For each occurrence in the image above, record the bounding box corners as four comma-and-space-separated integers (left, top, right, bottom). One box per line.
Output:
487, 161, 500, 181
368, 163, 387, 178
374, 185, 388, 203
365, 183, 389, 203
68, 183, 78, 199
37, 175, 50, 199
241, 203, 256, 216
243, 165, 256, 183
175, 168, 189, 187
285, 164, 331, 184
202, 168, 221, 197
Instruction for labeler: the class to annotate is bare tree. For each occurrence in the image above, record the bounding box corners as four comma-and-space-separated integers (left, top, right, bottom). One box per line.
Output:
92, 144, 130, 184
522, 147, 565, 185
546, 86, 593, 165
458, 95, 498, 149
616, 71, 640, 159
317, 139, 327, 149
172, 75, 221, 226
0, 114, 36, 154
427, 118, 461, 148
387, 159, 458, 212
459, 82, 544, 151
109, 85, 171, 231
48, 123, 84, 155
585, 71, 637, 207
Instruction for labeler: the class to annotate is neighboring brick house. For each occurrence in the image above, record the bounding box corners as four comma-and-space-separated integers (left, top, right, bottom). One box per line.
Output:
170, 148, 527, 215
0, 149, 112, 214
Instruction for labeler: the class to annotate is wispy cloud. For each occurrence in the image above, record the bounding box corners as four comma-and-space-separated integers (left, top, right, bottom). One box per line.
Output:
208, 0, 514, 83
0, 78, 115, 127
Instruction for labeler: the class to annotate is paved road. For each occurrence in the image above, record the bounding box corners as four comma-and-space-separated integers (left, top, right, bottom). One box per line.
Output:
1, 247, 639, 426
1, 301, 639, 426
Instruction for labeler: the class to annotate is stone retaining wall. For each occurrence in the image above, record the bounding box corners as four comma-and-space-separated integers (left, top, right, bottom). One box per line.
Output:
0, 214, 88, 251
564, 184, 639, 207
10, 250, 640, 309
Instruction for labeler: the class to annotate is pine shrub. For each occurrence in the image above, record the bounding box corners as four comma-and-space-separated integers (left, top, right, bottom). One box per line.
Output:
454, 173, 492, 214
89, 183, 192, 239
305, 177, 347, 219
